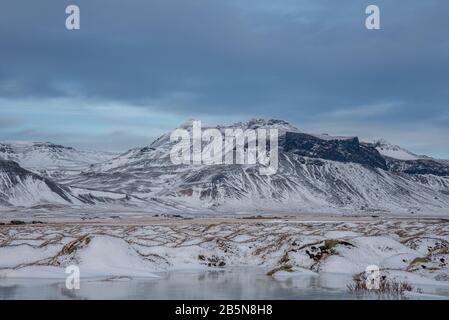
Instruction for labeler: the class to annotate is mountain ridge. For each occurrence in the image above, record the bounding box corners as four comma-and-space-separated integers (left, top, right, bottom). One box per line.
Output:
58, 119, 449, 215
1, 119, 449, 215
0, 141, 118, 178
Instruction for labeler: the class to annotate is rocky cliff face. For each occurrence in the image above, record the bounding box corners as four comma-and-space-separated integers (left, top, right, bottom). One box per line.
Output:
283, 132, 387, 169
385, 158, 449, 176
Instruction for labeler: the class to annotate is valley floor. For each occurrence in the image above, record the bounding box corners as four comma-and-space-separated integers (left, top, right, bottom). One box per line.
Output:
1, 215, 449, 299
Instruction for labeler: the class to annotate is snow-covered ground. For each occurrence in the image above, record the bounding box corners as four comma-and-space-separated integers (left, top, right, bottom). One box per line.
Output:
1, 217, 449, 298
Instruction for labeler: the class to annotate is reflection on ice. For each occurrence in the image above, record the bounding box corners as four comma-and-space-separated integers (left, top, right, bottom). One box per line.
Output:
1, 268, 449, 300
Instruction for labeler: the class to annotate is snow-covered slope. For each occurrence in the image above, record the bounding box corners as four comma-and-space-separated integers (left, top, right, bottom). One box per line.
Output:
371, 139, 422, 161
62, 119, 449, 215
0, 141, 117, 178
89, 119, 301, 173
0, 160, 79, 207
365, 140, 449, 177
2, 119, 448, 214
0, 160, 143, 208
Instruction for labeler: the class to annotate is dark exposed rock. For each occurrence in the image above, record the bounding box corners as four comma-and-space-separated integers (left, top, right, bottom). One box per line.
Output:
283, 132, 387, 169
386, 158, 449, 176
10, 220, 26, 225
31, 221, 46, 224
201, 255, 226, 267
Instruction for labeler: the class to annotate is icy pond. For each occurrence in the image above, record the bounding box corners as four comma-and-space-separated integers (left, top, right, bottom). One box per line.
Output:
1, 268, 449, 300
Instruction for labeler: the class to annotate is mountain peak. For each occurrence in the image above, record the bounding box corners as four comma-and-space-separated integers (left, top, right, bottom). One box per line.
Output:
371, 139, 422, 161
246, 118, 288, 126
178, 118, 200, 129
226, 118, 301, 135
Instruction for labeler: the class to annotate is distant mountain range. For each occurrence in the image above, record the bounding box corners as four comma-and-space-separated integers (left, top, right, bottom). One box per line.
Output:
1, 119, 449, 215
0, 141, 117, 178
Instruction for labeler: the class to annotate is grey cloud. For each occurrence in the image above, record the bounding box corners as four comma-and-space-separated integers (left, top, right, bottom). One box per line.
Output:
0, 0, 448, 155
0, 117, 21, 128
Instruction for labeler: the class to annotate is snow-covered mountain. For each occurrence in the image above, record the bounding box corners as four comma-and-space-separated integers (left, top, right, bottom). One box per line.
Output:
0, 159, 142, 208
0, 159, 79, 207
0, 141, 117, 178
60, 119, 449, 215
364, 139, 449, 177
371, 139, 423, 161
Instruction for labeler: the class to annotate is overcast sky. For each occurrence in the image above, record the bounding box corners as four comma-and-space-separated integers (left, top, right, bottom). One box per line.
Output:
1, 0, 448, 157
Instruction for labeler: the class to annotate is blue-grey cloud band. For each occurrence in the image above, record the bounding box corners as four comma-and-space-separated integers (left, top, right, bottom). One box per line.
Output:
0, 0, 448, 157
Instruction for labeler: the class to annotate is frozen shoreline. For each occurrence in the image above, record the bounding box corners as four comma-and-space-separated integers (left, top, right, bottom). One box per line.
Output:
2, 268, 449, 300
1, 217, 449, 298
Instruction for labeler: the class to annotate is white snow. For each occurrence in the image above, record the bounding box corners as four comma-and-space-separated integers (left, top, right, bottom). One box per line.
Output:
1, 218, 449, 296
372, 139, 422, 160
0, 141, 117, 177
0, 171, 78, 207
75, 236, 159, 278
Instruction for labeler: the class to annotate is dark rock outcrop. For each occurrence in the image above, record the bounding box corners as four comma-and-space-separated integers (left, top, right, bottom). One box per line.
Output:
283, 132, 387, 170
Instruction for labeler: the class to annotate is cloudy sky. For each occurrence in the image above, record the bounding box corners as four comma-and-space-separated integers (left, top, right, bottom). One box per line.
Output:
1, 0, 448, 157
